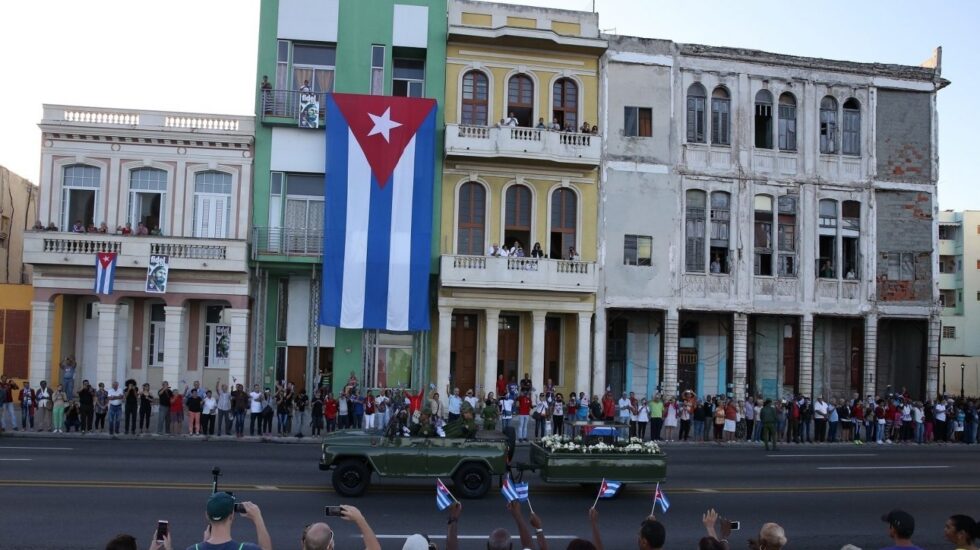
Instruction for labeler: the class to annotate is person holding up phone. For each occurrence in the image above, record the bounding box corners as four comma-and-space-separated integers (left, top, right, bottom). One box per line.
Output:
303, 505, 379, 550
701, 508, 735, 550
188, 492, 271, 550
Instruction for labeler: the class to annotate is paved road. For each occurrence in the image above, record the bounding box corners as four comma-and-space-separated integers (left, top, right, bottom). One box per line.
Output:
0, 435, 977, 549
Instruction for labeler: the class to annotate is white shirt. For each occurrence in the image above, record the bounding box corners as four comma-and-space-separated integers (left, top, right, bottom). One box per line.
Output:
465, 396, 479, 411
814, 400, 828, 419
107, 387, 124, 406
203, 397, 217, 415
638, 404, 649, 423
504, 117, 518, 127
249, 391, 263, 413
500, 398, 514, 417
617, 398, 631, 418
935, 403, 947, 422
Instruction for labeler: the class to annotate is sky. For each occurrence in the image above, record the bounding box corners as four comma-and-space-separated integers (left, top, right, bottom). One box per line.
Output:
0, 0, 974, 209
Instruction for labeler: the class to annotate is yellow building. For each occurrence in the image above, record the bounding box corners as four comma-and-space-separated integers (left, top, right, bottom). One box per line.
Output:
434, 0, 606, 401
0, 166, 38, 381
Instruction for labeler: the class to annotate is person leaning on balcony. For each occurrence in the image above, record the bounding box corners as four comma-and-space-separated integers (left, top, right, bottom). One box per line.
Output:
530, 242, 545, 258
580, 121, 591, 133
260, 75, 272, 114
566, 246, 580, 261
535, 117, 546, 129
550, 117, 561, 131
71, 219, 84, 233
45, 222, 58, 231
488, 243, 503, 257
98, 222, 109, 233
504, 112, 519, 127
32, 220, 44, 231
591, 124, 599, 135
116, 222, 132, 235
136, 222, 149, 236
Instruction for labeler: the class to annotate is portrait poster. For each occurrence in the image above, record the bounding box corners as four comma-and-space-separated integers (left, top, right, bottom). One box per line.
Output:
145, 254, 170, 294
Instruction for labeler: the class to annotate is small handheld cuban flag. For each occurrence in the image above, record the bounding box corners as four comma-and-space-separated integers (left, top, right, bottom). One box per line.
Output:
94, 252, 117, 295
501, 475, 529, 503
654, 482, 670, 513
599, 479, 621, 498
436, 478, 455, 511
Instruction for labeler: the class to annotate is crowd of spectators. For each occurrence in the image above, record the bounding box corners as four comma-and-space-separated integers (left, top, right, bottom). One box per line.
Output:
31, 218, 162, 235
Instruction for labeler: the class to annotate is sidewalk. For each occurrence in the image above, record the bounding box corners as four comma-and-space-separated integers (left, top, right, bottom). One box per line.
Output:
0, 428, 322, 444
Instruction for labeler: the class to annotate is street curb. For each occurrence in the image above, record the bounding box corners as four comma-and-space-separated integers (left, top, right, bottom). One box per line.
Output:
0, 430, 322, 444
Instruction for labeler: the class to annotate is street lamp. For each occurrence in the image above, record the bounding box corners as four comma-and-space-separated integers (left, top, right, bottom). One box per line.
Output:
961, 363, 966, 399
942, 362, 947, 397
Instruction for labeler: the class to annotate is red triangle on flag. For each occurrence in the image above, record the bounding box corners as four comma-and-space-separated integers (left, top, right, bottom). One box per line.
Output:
97, 252, 116, 269
331, 93, 436, 188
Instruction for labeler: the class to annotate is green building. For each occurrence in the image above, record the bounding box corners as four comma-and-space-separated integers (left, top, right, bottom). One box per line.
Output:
250, 0, 446, 392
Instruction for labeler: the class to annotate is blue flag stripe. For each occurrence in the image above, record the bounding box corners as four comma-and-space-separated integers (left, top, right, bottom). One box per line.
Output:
320, 95, 349, 327
408, 108, 436, 330
362, 173, 393, 329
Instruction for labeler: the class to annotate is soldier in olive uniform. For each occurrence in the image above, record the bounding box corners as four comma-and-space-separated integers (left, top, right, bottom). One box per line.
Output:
410, 408, 437, 437
443, 401, 478, 439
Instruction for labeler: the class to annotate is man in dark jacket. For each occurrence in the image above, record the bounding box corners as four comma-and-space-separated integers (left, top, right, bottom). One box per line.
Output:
760, 399, 778, 451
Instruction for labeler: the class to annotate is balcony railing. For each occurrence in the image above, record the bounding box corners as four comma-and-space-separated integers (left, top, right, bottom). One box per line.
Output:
445, 123, 601, 165
440, 255, 597, 293
43, 105, 253, 136
260, 90, 328, 124
24, 232, 248, 272
251, 227, 323, 259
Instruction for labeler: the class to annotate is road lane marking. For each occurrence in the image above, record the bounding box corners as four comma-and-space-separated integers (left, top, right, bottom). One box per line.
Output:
769, 453, 876, 457
374, 535, 577, 540
818, 465, 950, 470
694, 488, 718, 493
255, 485, 279, 490
0, 446, 73, 451
0, 458, 32, 461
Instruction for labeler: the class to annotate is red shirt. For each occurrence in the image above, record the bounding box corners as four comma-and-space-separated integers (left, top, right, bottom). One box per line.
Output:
408, 388, 425, 413
365, 395, 376, 414
852, 403, 864, 421
517, 395, 532, 415
324, 399, 338, 419
725, 403, 737, 421
496, 378, 507, 397
602, 397, 615, 418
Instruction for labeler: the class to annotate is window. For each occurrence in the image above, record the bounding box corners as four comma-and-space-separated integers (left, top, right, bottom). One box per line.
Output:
711, 87, 730, 145
777, 195, 797, 276
129, 168, 167, 234
369, 332, 415, 389
938, 225, 955, 240
685, 190, 706, 272
624, 107, 652, 137
624, 234, 652, 266
754, 195, 774, 276
778, 93, 797, 151
283, 173, 325, 253
842, 98, 861, 156
819, 96, 838, 153
976, 291, 980, 301
841, 200, 861, 279
457, 182, 486, 255
461, 70, 489, 125
709, 192, 731, 273
61, 164, 100, 230
203, 305, 230, 369
291, 43, 336, 94
504, 184, 532, 252
754, 90, 773, 149
942, 326, 956, 339
552, 78, 578, 131
275, 40, 290, 90
818, 199, 837, 278
686, 83, 707, 143
507, 74, 534, 127
550, 188, 577, 259
193, 171, 232, 239
393, 58, 424, 97
370, 45, 385, 95
885, 252, 915, 281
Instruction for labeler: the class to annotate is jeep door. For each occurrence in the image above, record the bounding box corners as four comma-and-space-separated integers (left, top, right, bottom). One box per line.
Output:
423, 438, 466, 476
379, 436, 429, 477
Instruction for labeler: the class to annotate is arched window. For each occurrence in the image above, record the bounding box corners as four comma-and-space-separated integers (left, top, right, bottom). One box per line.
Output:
819, 96, 838, 154
461, 70, 489, 126
552, 78, 578, 131
194, 171, 232, 238
456, 182, 485, 255
504, 184, 532, 253
507, 74, 534, 127
710, 191, 731, 273
754, 90, 773, 149
550, 188, 577, 259
685, 190, 706, 272
686, 83, 707, 143
842, 98, 861, 156
62, 164, 100, 230
710, 87, 730, 145
129, 167, 167, 234
778, 92, 797, 151
754, 195, 774, 276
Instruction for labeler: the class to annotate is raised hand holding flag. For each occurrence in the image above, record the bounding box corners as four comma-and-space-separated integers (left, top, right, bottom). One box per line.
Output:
654, 482, 670, 514
592, 478, 622, 508
436, 478, 456, 511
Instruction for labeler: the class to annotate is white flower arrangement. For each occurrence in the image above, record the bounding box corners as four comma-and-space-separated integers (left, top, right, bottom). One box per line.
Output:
539, 435, 662, 454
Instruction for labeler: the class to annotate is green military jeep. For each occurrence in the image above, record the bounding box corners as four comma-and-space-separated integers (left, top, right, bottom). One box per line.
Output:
319, 429, 509, 498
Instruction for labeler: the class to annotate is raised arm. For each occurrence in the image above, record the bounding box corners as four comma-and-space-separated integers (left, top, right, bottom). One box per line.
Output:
588, 507, 603, 550
446, 502, 462, 550
507, 501, 534, 550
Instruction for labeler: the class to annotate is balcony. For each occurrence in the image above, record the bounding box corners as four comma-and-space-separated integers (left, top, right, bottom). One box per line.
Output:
251, 227, 323, 260
440, 255, 596, 293
938, 272, 960, 290
23, 232, 248, 273
42, 105, 253, 139
260, 90, 328, 126
445, 123, 600, 166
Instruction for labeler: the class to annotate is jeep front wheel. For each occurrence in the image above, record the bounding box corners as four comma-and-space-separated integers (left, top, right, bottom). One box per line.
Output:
453, 463, 491, 499
332, 459, 371, 497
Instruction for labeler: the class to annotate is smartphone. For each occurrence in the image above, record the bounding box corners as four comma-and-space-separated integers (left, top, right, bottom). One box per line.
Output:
235, 503, 247, 514
729, 521, 741, 531
325, 506, 344, 517
155, 520, 169, 542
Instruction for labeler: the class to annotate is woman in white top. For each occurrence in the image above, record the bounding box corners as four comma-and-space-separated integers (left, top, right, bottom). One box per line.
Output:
552, 394, 565, 437
637, 398, 650, 440
534, 394, 550, 439
663, 398, 679, 441
202, 390, 218, 436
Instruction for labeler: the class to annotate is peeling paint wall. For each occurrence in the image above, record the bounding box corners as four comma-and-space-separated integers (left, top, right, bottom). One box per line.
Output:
875, 190, 934, 303
876, 90, 933, 183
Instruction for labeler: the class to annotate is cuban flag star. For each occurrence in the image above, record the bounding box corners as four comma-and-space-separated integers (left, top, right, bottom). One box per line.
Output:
94, 252, 117, 295
436, 478, 455, 511
321, 93, 438, 331
599, 479, 621, 499
654, 482, 670, 513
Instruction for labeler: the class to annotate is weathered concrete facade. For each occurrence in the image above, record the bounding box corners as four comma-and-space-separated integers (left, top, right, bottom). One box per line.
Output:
598, 37, 947, 401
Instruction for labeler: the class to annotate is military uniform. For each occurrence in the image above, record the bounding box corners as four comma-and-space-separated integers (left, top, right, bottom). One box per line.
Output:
443, 402, 478, 438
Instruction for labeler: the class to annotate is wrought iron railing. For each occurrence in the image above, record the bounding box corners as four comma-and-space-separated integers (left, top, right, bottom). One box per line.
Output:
260, 90, 328, 123
251, 227, 324, 258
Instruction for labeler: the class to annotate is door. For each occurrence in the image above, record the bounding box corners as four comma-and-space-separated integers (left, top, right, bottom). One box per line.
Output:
450, 314, 478, 394
80, 301, 99, 385
285, 198, 324, 253
63, 188, 97, 229
850, 325, 864, 396
380, 437, 429, 476
497, 315, 520, 384
130, 192, 165, 234
195, 194, 228, 239
544, 317, 561, 387
606, 318, 627, 394
286, 347, 307, 392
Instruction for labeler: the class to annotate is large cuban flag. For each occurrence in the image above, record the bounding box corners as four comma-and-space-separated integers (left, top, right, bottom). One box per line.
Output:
320, 93, 437, 331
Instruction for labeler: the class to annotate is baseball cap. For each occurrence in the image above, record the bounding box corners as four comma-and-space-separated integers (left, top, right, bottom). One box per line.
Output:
402, 534, 430, 550
207, 492, 236, 522
881, 509, 914, 535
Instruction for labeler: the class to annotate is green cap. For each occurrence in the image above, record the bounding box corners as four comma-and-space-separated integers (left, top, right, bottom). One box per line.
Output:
207, 492, 236, 521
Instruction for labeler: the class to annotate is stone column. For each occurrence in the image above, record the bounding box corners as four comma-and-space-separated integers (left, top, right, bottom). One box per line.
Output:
96, 303, 120, 385
592, 307, 606, 395
662, 308, 679, 397
799, 313, 814, 397
926, 312, 940, 399
227, 308, 250, 387
483, 308, 500, 397
732, 312, 748, 401
29, 302, 56, 384
162, 305, 186, 387
863, 314, 878, 398
530, 311, 547, 394
436, 307, 452, 394
576, 312, 592, 397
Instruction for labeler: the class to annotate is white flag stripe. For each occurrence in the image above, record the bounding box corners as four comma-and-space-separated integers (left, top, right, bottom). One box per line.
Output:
340, 128, 371, 328
386, 136, 416, 331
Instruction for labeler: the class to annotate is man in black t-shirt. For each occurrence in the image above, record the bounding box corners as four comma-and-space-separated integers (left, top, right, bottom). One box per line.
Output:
77, 380, 95, 433
124, 380, 138, 435
157, 381, 173, 434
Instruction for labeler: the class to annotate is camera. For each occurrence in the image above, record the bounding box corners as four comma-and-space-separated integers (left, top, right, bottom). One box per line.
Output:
729, 521, 740, 531
325, 506, 344, 517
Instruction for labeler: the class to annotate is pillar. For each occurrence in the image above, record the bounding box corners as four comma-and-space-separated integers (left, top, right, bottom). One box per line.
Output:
799, 313, 814, 398
592, 307, 606, 395
436, 307, 452, 396
863, 314, 877, 398
530, 311, 547, 394
662, 308, 679, 397
732, 313, 748, 401
483, 308, 500, 397
576, 312, 592, 397
29, 301, 56, 384
162, 305, 186, 387
926, 313, 940, 399
96, 303, 120, 385
228, 308, 250, 387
